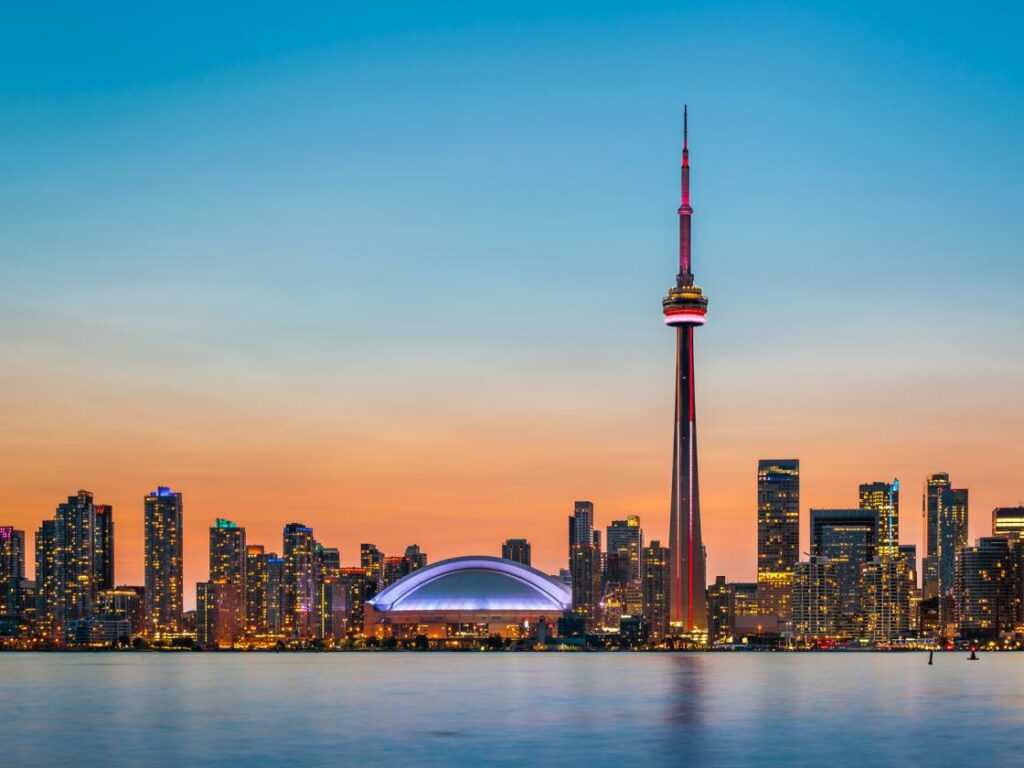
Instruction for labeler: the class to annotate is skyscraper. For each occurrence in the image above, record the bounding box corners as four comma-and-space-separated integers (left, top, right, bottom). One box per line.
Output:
642, 540, 671, 641
792, 555, 839, 642
360, 543, 383, 584
55, 490, 97, 625
662, 108, 708, 632
923, 473, 952, 598
208, 518, 246, 644
501, 539, 531, 566
810, 508, 879, 636
93, 504, 114, 592
757, 460, 800, 625
283, 523, 316, 641
34, 519, 60, 641
568, 501, 594, 552
706, 576, 735, 644
246, 545, 268, 636
859, 479, 899, 557
606, 516, 643, 583
937, 486, 969, 600
956, 537, 1018, 640
403, 545, 427, 572
0, 527, 25, 618
144, 486, 183, 636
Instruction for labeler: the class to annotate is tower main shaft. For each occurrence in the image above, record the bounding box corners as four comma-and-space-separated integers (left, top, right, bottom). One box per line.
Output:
663, 106, 708, 632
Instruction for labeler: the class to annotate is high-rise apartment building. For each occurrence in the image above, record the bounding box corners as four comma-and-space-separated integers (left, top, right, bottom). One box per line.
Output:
992, 507, 1024, 541
144, 487, 183, 636
792, 555, 838, 641
757, 460, 800, 625
606, 516, 643, 583
34, 520, 60, 641
0, 527, 25, 617
360, 544, 383, 584
208, 518, 246, 645
283, 523, 317, 641
859, 479, 899, 557
568, 501, 594, 552
707, 576, 734, 644
56, 490, 97, 626
642, 540, 671, 641
956, 537, 1018, 640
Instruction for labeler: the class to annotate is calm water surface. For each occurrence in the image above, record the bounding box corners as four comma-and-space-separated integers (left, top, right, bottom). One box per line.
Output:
1, 652, 1020, 766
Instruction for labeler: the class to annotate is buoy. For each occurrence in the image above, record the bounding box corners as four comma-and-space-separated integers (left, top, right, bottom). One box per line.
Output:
968, 647, 979, 661
928, 650, 933, 665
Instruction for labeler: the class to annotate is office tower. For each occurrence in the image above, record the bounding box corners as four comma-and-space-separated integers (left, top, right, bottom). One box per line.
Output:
937, 487, 969, 603
757, 460, 800, 625
246, 545, 268, 635
810, 508, 879, 636
501, 539, 532, 566
662, 108, 709, 632
0, 527, 26, 617
568, 501, 594, 554
209, 519, 246, 645
34, 520, 60, 641
570, 541, 601, 630
607, 516, 643, 583
956, 537, 1018, 640
992, 507, 1024, 540
642, 540, 671, 640
144, 486, 183, 636
93, 504, 114, 591
265, 555, 285, 634
707, 576, 735, 644
360, 544, 383, 583
859, 479, 899, 557
283, 523, 317, 641
404, 545, 427, 572
792, 556, 839, 641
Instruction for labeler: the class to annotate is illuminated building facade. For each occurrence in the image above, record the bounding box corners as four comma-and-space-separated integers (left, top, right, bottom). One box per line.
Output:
381, 556, 405, 588
283, 523, 317, 641
265, 555, 285, 633
859, 479, 899, 557
937, 485, 969, 602
96, 587, 144, 636
360, 543, 383, 583
757, 460, 800, 626
642, 540, 670, 640
1, 527, 25, 618
992, 507, 1024, 541
662, 107, 708, 632
207, 518, 246, 645
404, 545, 427, 572
707, 575, 734, 643
810, 508, 878, 637
792, 555, 838, 641
56, 490, 98, 626
34, 520, 60, 641
144, 486, 183, 636
607, 516, 643, 583
94, 504, 114, 591
365, 556, 571, 641
955, 537, 1019, 640
568, 501, 594, 551
337, 566, 377, 637
501, 538, 531, 566
569, 540, 601, 630
245, 545, 268, 635
860, 554, 911, 642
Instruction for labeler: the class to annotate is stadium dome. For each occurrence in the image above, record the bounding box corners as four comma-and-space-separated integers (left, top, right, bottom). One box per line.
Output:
367, 556, 572, 612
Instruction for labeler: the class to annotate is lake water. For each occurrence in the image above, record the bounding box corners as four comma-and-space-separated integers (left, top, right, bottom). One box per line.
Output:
0, 652, 1018, 766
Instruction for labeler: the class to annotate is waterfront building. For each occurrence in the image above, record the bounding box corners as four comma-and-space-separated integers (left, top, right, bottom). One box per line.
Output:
662, 108, 708, 632
810, 508, 878, 636
34, 520, 60, 641
283, 523, 317, 641
707, 575, 734, 644
955, 537, 1019, 641
265, 555, 285, 634
337, 567, 377, 637
96, 587, 144, 636
93, 504, 114, 591
757, 460, 800, 626
144, 487, 183, 636
501, 538, 531, 566
245, 545, 268, 635
937, 486, 969, 602
56, 490, 98, 625
0, 527, 26, 618
642, 540, 670, 640
209, 519, 246, 644
992, 507, 1024, 540
860, 554, 912, 642
570, 541, 602, 630
792, 556, 838, 642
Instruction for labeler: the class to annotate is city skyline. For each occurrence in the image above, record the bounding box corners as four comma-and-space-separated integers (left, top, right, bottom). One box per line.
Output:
2, 4, 1023, 601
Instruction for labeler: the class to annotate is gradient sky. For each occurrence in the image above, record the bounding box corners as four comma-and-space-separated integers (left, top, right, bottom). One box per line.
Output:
2, 2, 1022, 606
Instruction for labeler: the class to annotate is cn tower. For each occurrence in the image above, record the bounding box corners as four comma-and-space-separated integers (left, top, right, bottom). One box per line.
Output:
662, 106, 708, 632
